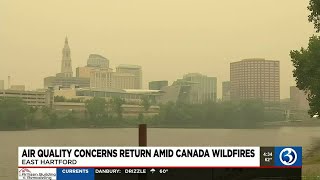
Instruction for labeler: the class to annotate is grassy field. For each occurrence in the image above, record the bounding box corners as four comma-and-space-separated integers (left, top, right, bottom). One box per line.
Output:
303, 138, 320, 179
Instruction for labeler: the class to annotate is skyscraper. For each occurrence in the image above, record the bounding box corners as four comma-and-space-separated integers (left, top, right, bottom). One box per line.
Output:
59, 37, 73, 77
116, 65, 142, 89
230, 58, 280, 103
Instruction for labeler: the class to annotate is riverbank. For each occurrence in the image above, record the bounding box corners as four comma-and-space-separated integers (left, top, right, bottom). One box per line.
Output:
263, 119, 320, 128
2, 122, 320, 131
303, 138, 320, 178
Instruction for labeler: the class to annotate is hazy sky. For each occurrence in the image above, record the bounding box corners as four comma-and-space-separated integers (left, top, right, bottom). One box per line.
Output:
0, 0, 316, 98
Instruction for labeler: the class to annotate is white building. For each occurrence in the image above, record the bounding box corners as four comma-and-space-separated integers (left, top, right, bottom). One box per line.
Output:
90, 68, 136, 90
116, 64, 142, 89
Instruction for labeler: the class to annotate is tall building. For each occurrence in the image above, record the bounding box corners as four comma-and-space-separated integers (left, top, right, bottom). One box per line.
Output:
76, 54, 110, 78
90, 68, 113, 88
222, 81, 231, 101
44, 37, 90, 88
76, 66, 96, 78
230, 58, 280, 103
58, 37, 73, 78
112, 73, 135, 89
0, 80, 4, 90
90, 69, 135, 89
149, 81, 168, 90
290, 86, 309, 110
87, 54, 109, 68
164, 73, 217, 104
116, 64, 142, 89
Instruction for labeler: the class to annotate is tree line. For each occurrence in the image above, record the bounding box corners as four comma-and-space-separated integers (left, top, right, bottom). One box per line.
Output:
0, 97, 285, 130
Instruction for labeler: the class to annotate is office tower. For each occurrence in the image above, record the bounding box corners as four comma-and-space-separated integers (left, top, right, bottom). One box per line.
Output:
116, 65, 142, 89
90, 68, 135, 89
230, 58, 280, 103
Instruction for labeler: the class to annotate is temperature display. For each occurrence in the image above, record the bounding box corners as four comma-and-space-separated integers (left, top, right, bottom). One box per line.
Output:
159, 169, 169, 174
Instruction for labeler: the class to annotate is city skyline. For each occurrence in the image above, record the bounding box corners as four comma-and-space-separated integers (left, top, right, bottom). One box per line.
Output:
0, 0, 315, 99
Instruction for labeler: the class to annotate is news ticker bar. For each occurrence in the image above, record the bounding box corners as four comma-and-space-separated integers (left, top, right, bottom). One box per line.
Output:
18, 167, 302, 180
18, 146, 302, 167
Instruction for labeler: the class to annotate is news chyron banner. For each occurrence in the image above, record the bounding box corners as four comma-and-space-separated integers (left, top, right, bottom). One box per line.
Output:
18, 146, 302, 180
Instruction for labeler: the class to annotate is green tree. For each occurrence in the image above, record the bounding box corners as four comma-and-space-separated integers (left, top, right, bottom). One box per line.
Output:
138, 112, 144, 123
141, 96, 151, 112
32, 106, 53, 128
110, 97, 125, 120
27, 106, 38, 129
85, 97, 108, 125
290, 36, 320, 117
308, 0, 320, 32
290, 1, 320, 117
0, 98, 29, 130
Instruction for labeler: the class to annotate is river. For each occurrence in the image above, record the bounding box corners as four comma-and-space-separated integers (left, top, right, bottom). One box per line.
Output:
1, 127, 320, 180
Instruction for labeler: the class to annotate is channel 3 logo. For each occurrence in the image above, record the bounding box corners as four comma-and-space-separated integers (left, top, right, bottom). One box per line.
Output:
279, 148, 297, 165
275, 147, 302, 166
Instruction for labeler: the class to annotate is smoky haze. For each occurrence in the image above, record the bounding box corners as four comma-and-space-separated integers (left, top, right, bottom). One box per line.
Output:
0, 0, 315, 98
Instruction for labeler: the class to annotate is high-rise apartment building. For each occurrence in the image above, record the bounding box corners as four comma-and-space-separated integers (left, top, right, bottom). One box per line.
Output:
116, 65, 142, 89
230, 58, 280, 103
222, 81, 231, 101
